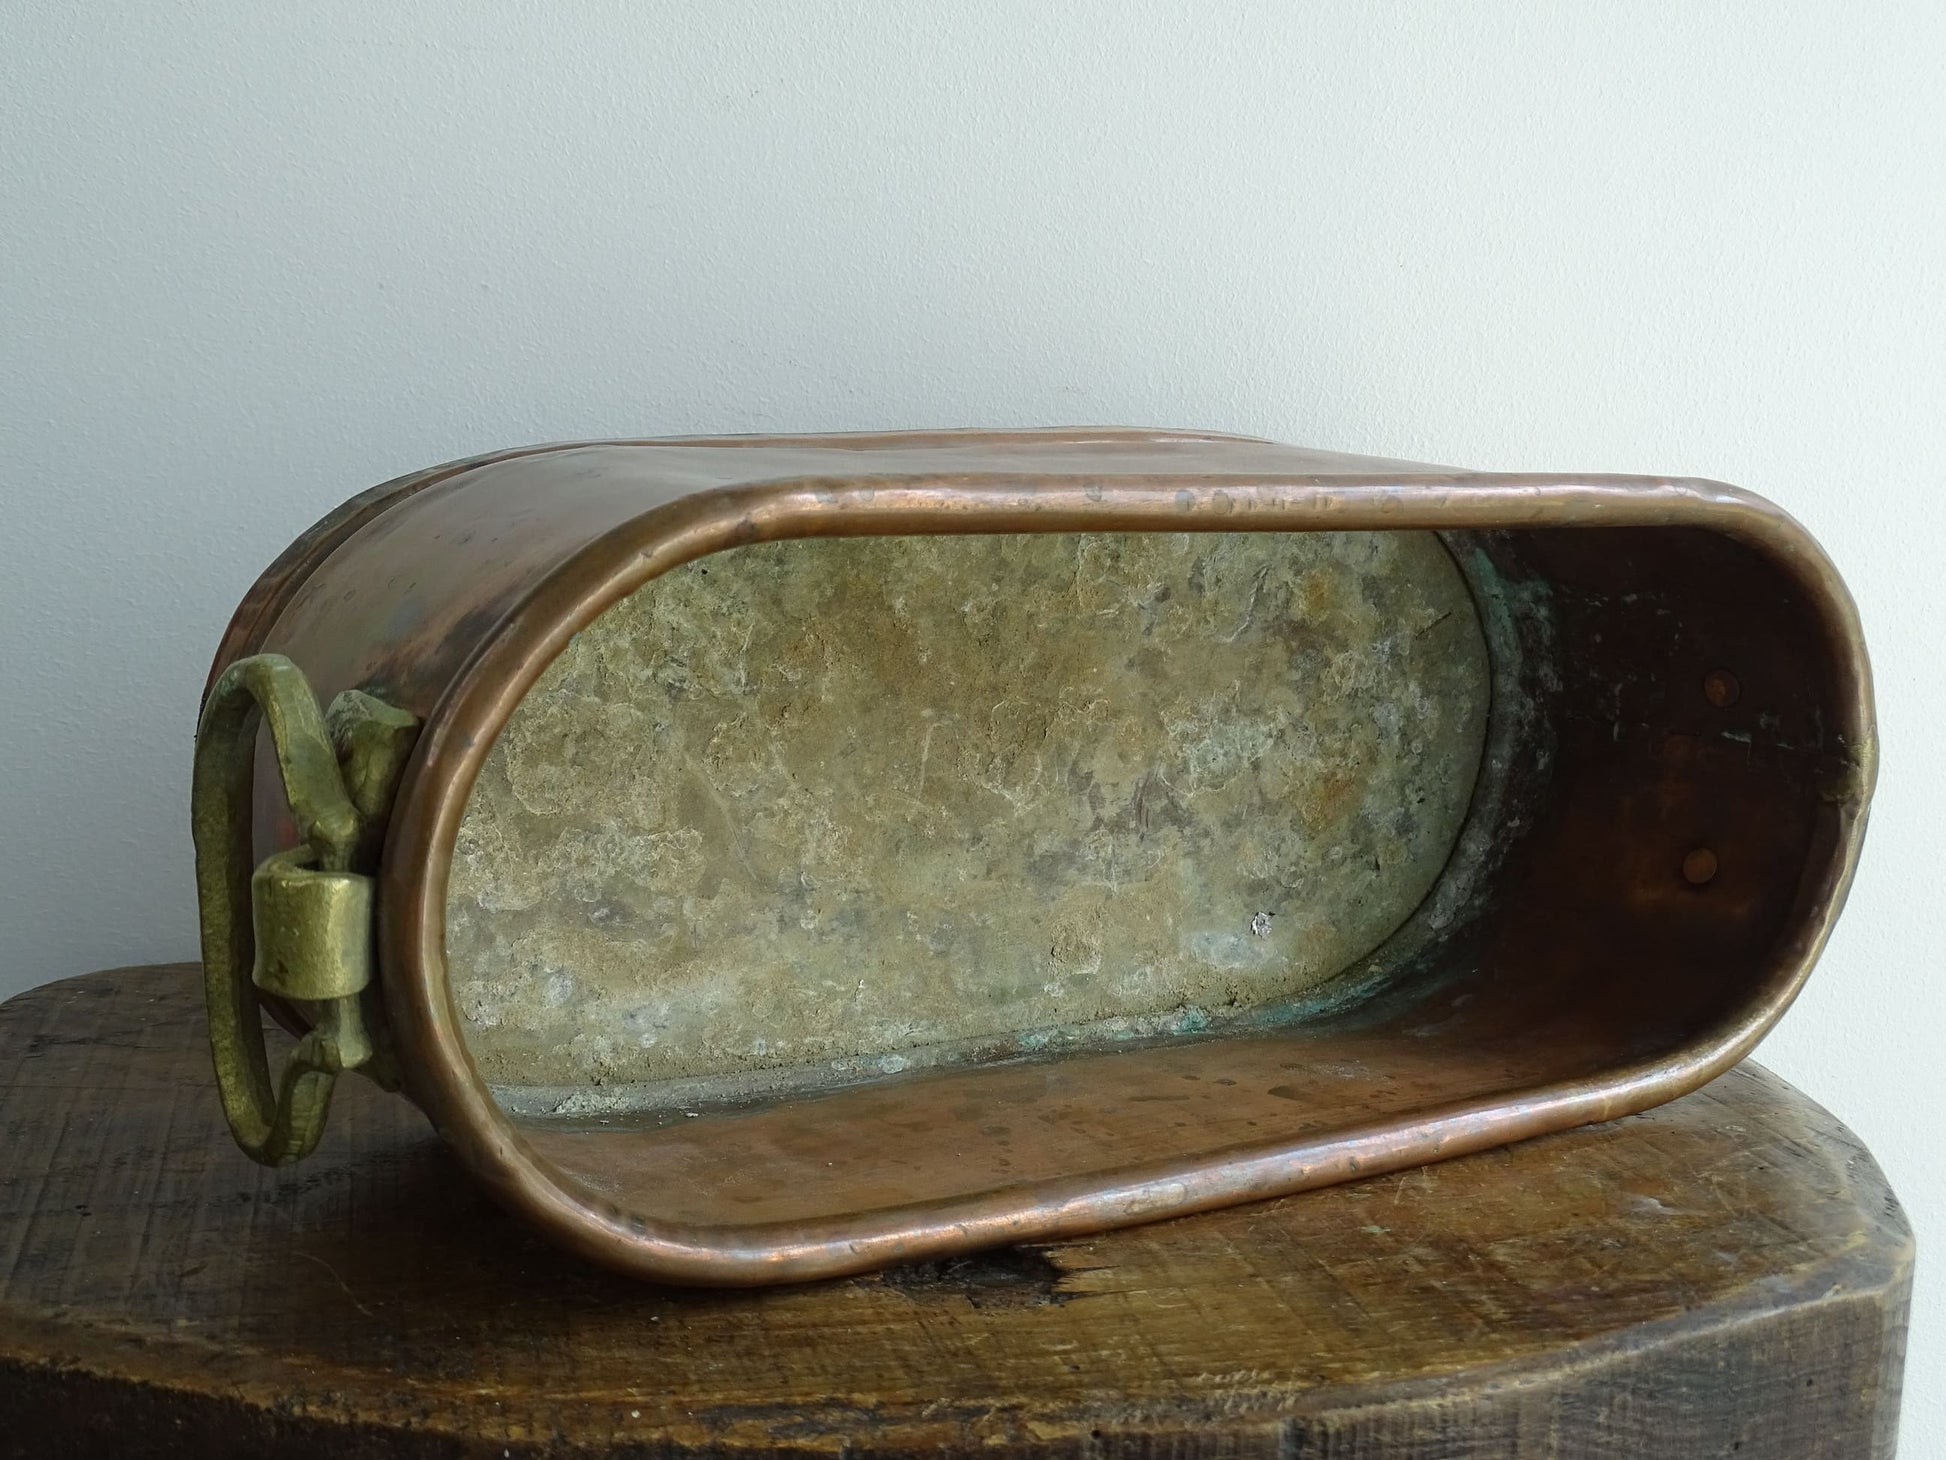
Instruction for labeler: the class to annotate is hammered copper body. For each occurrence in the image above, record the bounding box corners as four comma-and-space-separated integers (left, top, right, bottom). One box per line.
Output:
204, 428, 1874, 1284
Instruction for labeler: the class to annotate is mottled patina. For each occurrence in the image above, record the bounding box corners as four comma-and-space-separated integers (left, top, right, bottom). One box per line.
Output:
447, 530, 1489, 1104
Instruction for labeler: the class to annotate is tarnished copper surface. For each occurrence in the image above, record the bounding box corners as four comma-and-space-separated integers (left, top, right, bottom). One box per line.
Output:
448, 528, 1491, 1103
207, 427, 1875, 1284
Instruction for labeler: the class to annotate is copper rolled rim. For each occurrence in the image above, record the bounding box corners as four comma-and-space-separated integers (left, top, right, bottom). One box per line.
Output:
207, 432, 1874, 1284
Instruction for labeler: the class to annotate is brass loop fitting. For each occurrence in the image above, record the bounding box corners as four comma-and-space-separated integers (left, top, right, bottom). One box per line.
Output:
192, 653, 416, 1166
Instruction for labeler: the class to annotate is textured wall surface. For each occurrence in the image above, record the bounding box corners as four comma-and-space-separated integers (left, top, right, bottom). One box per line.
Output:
1, 3, 1939, 1447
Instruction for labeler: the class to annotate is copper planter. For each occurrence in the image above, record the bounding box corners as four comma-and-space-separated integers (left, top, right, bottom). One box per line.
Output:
194, 428, 1874, 1284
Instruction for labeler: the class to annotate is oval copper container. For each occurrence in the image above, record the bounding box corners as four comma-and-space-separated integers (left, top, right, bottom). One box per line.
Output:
201, 428, 1874, 1284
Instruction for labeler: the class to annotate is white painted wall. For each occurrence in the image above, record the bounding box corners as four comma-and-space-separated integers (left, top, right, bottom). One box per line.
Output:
3, 2, 1940, 1444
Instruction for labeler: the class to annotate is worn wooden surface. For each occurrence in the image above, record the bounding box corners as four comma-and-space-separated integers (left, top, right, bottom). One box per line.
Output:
0, 967, 1911, 1458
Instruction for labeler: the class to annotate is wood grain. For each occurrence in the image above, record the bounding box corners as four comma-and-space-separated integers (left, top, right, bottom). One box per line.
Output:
0, 967, 1911, 1458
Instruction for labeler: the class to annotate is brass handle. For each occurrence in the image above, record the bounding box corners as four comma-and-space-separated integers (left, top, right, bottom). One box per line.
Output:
192, 654, 417, 1166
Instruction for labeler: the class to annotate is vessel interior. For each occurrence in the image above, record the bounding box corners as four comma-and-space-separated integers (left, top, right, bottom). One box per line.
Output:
440, 524, 1851, 1224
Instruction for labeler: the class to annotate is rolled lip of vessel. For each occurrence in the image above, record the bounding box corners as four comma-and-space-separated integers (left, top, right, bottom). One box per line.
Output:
211, 429, 1874, 1284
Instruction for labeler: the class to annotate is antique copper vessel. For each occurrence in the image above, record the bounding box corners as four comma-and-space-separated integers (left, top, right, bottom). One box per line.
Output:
193, 428, 1874, 1284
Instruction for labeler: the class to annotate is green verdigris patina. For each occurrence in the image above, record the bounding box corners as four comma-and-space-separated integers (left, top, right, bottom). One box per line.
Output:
446, 530, 1491, 1113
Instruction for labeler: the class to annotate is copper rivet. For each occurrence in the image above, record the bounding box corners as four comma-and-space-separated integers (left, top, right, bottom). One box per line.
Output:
1682, 847, 1719, 885
1703, 669, 1741, 708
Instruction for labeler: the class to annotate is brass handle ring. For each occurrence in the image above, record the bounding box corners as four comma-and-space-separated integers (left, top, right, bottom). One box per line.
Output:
192, 654, 415, 1166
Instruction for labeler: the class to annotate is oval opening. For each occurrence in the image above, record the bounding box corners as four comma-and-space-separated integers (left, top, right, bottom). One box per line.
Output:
446, 530, 1490, 1118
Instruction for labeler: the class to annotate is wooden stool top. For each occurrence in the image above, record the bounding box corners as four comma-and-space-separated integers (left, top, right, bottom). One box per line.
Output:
0, 967, 1911, 1458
